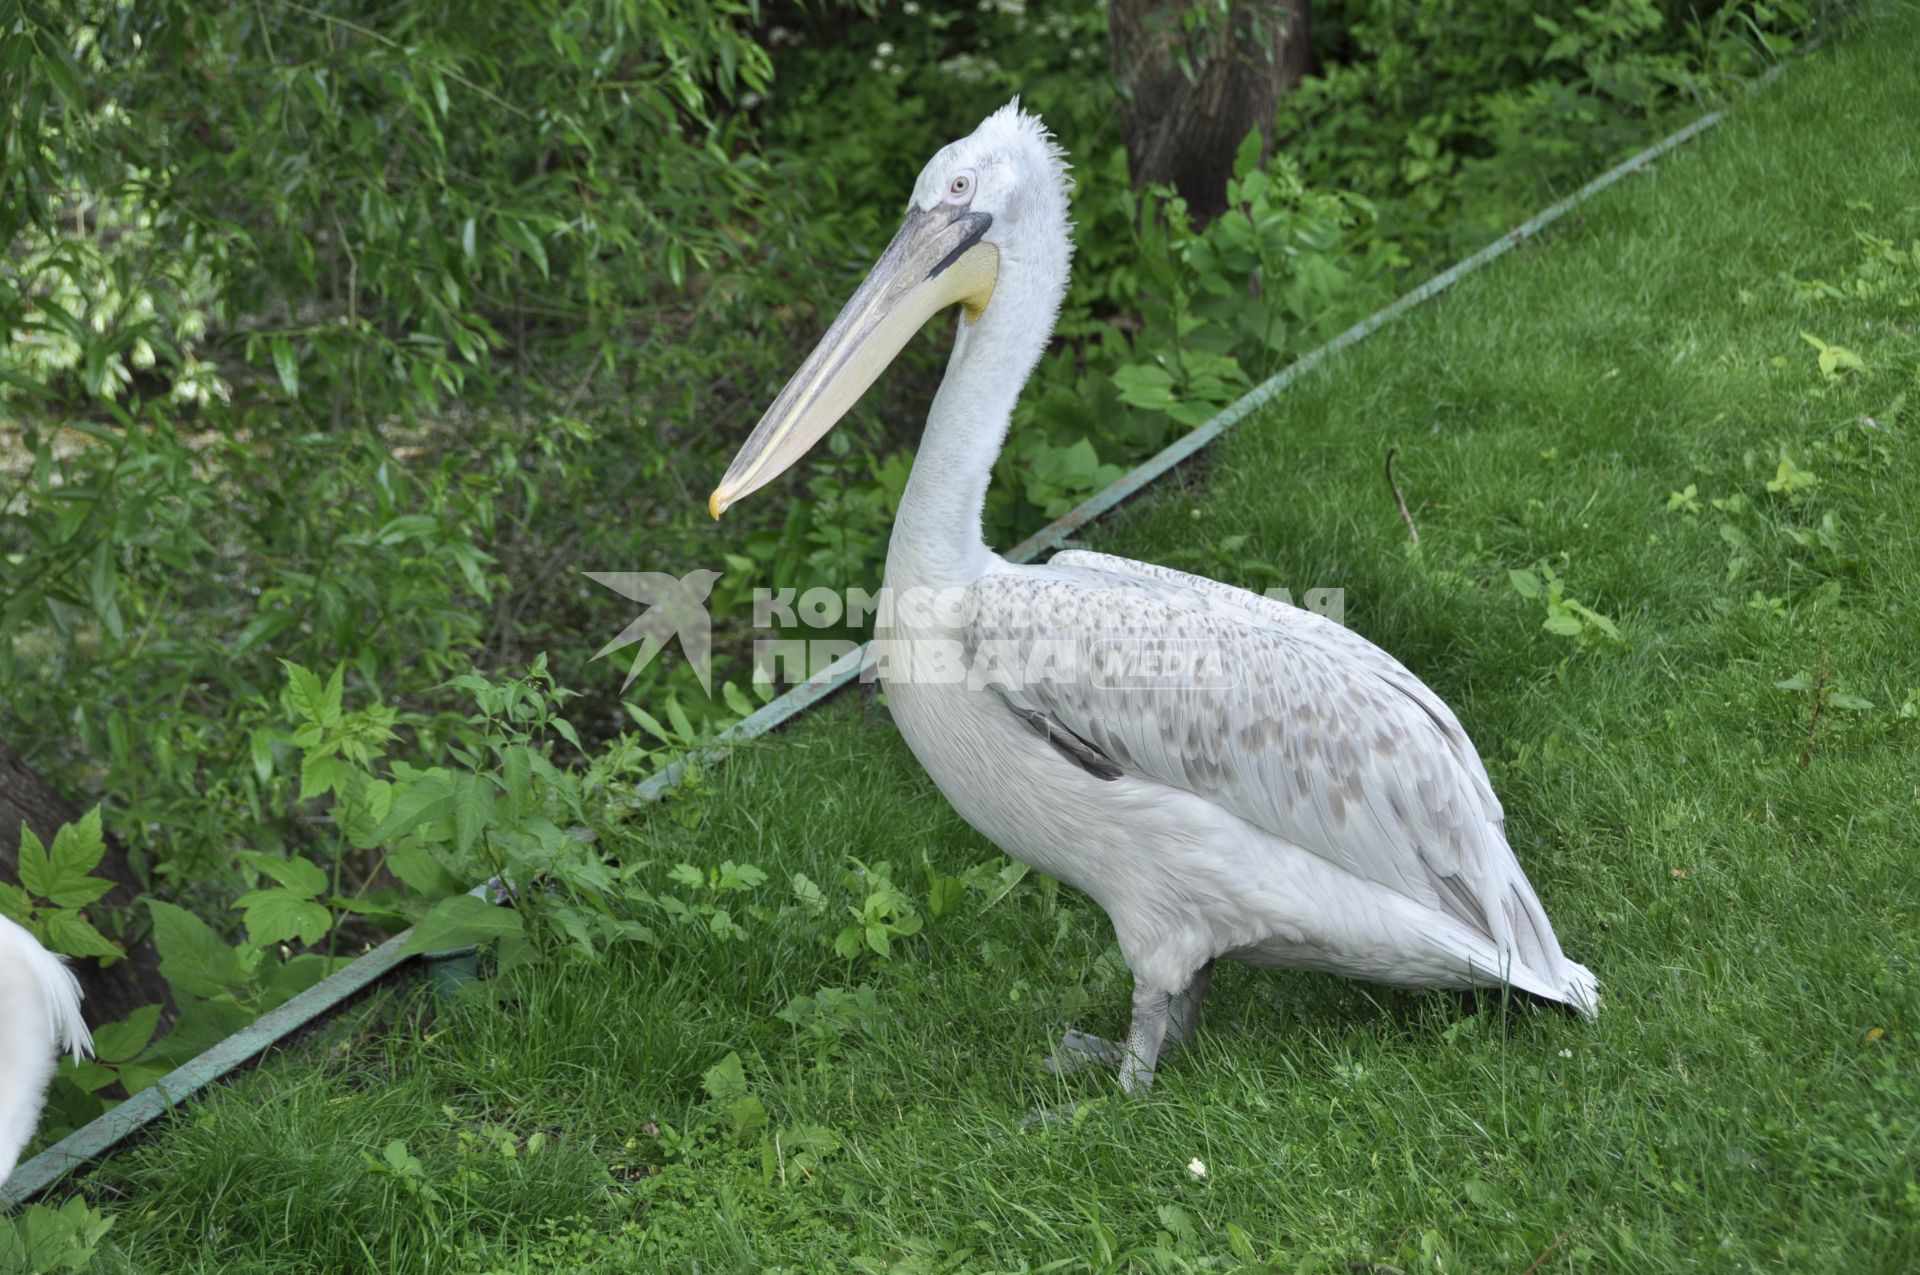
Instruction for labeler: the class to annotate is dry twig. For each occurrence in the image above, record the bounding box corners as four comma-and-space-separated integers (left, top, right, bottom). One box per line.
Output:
1521, 1226, 1576, 1275
1385, 444, 1420, 543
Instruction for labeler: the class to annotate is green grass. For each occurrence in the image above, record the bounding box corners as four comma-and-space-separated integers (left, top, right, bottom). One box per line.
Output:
59, 9, 1920, 1272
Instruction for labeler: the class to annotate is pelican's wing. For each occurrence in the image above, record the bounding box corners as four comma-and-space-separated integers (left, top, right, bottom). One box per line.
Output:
1049, 549, 1503, 821
964, 550, 1577, 987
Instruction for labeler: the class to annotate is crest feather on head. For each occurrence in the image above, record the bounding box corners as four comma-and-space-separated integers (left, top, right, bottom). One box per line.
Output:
978, 96, 1073, 202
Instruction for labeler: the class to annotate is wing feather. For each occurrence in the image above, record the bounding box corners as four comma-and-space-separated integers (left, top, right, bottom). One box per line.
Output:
963, 550, 1562, 969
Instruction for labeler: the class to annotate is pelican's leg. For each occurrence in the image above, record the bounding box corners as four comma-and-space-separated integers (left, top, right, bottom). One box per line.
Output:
1166, 959, 1215, 1048
1115, 981, 1173, 1094
1045, 961, 1212, 1089
1042, 983, 1172, 1092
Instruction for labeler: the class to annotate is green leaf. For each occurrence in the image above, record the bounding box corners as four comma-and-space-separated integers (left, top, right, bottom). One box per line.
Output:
282, 661, 330, 725
717, 860, 766, 891
728, 1094, 768, 1140
88, 541, 123, 641
501, 219, 550, 280
249, 728, 279, 784
665, 697, 697, 743
791, 872, 826, 913
1232, 126, 1265, 181
271, 334, 299, 397
1800, 330, 1864, 377
1508, 568, 1543, 599
21, 811, 114, 908
1828, 691, 1874, 711
625, 704, 673, 744
264, 953, 334, 1002
702, 1050, 750, 1103
927, 874, 964, 920
236, 887, 334, 947
36, 908, 124, 960
241, 852, 329, 898
40, 44, 88, 112
383, 1139, 423, 1177
148, 900, 246, 998
64, 1059, 124, 1095
452, 771, 492, 854
44, 874, 113, 910
15, 825, 52, 900
300, 753, 347, 801
367, 773, 455, 845
387, 845, 465, 895
1766, 456, 1818, 495
404, 893, 524, 954
321, 665, 345, 724
501, 744, 532, 819
92, 1004, 162, 1063
1111, 362, 1178, 411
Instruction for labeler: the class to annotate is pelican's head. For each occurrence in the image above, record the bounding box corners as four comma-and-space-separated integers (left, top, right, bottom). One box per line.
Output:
710, 100, 1072, 517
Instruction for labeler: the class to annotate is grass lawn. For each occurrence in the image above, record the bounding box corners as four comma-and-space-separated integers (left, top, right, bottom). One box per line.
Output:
60, 8, 1920, 1272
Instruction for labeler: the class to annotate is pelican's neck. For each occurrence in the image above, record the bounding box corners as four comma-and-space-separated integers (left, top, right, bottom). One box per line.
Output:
885, 322, 1009, 587
887, 262, 1064, 591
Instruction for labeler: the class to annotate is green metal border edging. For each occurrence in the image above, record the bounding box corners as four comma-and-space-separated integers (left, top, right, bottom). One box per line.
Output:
3, 45, 1810, 1209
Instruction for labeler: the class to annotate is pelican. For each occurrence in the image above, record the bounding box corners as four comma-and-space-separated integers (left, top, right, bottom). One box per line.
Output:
1, 914, 92, 1184
711, 102, 1597, 1092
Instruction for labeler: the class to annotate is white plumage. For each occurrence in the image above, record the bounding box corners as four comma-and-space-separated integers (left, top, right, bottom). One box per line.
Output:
1, 913, 92, 1184
714, 102, 1597, 1091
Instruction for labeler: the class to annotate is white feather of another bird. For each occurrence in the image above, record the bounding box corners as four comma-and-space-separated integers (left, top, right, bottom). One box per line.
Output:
1, 913, 93, 1185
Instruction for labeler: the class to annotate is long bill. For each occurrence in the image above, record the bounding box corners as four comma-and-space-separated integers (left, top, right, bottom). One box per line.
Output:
709, 205, 999, 517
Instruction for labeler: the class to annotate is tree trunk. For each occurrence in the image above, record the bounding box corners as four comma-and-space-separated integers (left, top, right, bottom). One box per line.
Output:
1109, 0, 1311, 225
1, 740, 173, 1030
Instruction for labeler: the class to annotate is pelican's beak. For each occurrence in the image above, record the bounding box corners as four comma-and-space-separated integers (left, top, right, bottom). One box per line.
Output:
709, 206, 999, 517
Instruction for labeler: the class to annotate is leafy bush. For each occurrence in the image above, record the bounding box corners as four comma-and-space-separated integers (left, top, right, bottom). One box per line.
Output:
1283, 0, 1817, 260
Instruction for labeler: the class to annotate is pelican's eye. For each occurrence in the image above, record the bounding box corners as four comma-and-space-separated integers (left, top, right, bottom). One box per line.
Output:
945, 171, 974, 203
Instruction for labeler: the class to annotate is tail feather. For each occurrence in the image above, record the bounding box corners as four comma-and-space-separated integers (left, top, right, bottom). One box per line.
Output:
1557, 958, 1602, 1019
1434, 887, 1600, 1019
1500, 879, 1600, 1018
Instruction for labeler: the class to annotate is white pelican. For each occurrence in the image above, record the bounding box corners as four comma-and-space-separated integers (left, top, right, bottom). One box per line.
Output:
1, 914, 92, 1183
711, 102, 1597, 1092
